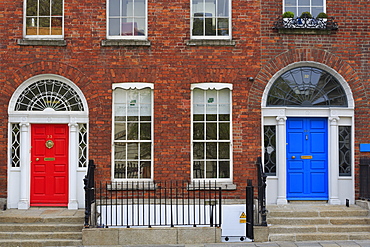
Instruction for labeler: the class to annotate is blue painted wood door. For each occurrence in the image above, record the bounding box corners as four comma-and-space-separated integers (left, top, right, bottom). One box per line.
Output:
286, 118, 328, 200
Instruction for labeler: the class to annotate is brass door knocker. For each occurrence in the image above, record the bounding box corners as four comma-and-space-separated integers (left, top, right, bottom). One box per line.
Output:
45, 140, 54, 149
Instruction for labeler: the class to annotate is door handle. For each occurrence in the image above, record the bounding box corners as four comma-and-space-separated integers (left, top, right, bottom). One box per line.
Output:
36, 158, 39, 161
291, 156, 296, 159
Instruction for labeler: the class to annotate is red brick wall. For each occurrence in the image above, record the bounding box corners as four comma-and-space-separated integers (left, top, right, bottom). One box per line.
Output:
0, 0, 369, 200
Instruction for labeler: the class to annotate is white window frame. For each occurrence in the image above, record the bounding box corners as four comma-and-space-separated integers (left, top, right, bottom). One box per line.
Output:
107, 0, 148, 40
191, 83, 233, 182
23, 0, 64, 39
112, 83, 154, 181
283, 0, 326, 18
190, 0, 232, 40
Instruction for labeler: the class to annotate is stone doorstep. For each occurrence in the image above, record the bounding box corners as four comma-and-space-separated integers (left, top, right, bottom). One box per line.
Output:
0, 231, 82, 240
269, 232, 370, 242
269, 225, 370, 234
0, 239, 82, 247
0, 223, 83, 232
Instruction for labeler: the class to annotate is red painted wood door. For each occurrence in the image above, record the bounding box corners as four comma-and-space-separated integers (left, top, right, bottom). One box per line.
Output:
31, 124, 69, 206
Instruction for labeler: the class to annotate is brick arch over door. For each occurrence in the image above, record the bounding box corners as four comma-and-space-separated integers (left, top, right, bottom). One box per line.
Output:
5, 61, 101, 110
248, 48, 366, 112
251, 48, 369, 202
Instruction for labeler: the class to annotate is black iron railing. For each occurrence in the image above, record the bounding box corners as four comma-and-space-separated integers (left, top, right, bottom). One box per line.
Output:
89, 180, 222, 228
359, 157, 370, 200
274, 17, 338, 30
245, 157, 268, 241
84, 160, 95, 228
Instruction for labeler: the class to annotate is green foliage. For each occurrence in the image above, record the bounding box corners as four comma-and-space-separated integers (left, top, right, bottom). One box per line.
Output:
300, 12, 312, 18
316, 12, 328, 18
282, 11, 294, 18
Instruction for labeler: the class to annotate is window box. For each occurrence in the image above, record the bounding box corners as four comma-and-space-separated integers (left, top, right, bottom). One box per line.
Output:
274, 16, 338, 34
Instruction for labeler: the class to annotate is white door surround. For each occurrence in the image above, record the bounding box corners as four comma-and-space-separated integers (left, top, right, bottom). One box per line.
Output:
261, 62, 355, 205
7, 74, 89, 209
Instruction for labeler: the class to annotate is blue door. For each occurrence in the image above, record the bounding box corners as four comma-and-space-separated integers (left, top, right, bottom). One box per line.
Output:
286, 118, 328, 200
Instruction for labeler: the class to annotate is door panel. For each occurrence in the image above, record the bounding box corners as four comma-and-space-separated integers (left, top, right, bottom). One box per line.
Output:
31, 124, 69, 206
287, 118, 328, 200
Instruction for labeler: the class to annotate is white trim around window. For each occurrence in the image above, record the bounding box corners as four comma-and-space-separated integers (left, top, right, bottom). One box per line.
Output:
191, 83, 233, 182
23, 0, 64, 39
112, 83, 154, 181
283, 0, 326, 18
107, 0, 148, 40
190, 0, 232, 40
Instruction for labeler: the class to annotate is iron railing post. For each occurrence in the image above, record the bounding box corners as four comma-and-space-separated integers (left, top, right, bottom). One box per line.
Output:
246, 179, 254, 241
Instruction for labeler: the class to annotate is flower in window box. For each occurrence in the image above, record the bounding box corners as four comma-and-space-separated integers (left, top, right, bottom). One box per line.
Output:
282, 11, 295, 28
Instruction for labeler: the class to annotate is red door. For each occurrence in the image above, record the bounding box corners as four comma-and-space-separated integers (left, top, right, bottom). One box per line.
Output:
31, 124, 69, 206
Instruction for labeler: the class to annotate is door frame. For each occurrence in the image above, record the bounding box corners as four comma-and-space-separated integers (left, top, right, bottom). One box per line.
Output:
7, 74, 89, 209
261, 62, 355, 205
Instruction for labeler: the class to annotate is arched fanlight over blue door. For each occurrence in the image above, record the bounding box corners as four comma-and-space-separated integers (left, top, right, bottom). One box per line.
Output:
15, 79, 84, 111
267, 67, 348, 107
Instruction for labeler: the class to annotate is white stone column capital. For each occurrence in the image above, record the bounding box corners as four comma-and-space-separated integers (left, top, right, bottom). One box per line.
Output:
276, 116, 287, 124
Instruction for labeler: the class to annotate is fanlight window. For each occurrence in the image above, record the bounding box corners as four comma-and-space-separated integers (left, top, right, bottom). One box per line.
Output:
15, 79, 84, 111
267, 67, 347, 107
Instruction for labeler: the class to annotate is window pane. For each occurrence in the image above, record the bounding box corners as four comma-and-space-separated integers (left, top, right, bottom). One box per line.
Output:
26, 18, 38, 35
27, 0, 38, 16
115, 143, 126, 159
312, 7, 323, 17
219, 161, 230, 178
39, 0, 50, 16
140, 143, 151, 159
51, 0, 63, 16
205, 18, 216, 36
312, 0, 323, 5
192, 0, 205, 14
219, 143, 229, 159
264, 126, 276, 176
193, 161, 204, 178
134, 0, 146, 16
206, 123, 217, 140
127, 162, 138, 178
39, 17, 50, 35
205, 0, 216, 16
217, 0, 228, 17
193, 143, 204, 159
217, 18, 229, 36
115, 122, 126, 140
115, 162, 127, 178
122, 0, 133, 16
206, 161, 217, 178
298, 0, 310, 5
109, 18, 120, 36
134, 18, 146, 35
206, 142, 217, 159
219, 123, 229, 140
140, 161, 151, 178
285, 0, 297, 6
110, 0, 121, 16
140, 123, 151, 140
193, 123, 204, 140
127, 123, 138, 140
51, 17, 62, 35
339, 126, 351, 176
127, 143, 138, 159
298, 7, 310, 16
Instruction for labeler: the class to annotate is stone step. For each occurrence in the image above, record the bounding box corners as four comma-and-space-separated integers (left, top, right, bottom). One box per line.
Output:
268, 209, 369, 218
0, 231, 82, 240
269, 232, 370, 242
267, 217, 370, 225
0, 239, 82, 247
269, 224, 370, 234
0, 215, 83, 224
0, 223, 82, 232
